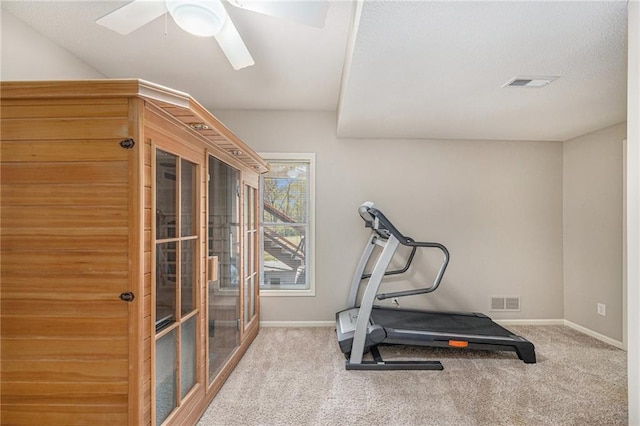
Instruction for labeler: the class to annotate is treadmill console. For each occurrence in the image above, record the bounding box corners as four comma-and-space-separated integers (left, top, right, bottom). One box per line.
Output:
359, 202, 391, 239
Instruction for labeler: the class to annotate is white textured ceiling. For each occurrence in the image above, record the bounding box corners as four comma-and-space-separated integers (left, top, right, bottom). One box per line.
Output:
1, 0, 629, 141
338, 1, 628, 140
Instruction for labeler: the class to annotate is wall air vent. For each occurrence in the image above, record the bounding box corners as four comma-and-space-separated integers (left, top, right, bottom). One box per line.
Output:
503, 76, 559, 88
490, 296, 521, 312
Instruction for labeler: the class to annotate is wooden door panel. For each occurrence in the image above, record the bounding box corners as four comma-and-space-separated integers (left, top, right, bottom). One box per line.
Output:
1, 125, 133, 424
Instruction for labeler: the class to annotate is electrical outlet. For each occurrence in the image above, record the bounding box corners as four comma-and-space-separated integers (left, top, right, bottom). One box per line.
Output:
597, 303, 606, 316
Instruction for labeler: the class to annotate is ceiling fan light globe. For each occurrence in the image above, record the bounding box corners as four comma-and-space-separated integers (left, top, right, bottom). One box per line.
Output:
167, 0, 227, 37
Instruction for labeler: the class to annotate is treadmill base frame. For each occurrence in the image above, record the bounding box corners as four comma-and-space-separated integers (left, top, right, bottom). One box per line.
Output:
345, 346, 444, 371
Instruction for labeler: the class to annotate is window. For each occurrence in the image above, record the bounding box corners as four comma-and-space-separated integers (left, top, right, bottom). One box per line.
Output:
260, 153, 315, 296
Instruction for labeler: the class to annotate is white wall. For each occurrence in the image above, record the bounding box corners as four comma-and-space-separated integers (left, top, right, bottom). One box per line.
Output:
563, 123, 625, 342
214, 110, 564, 323
626, 2, 639, 424
1, 10, 104, 80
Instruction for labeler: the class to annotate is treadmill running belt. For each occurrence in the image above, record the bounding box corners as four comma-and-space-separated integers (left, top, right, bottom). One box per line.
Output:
370, 306, 515, 337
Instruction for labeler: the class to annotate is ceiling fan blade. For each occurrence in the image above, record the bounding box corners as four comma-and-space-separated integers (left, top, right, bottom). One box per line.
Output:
96, 0, 168, 35
226, 0, 329, 28
214, 17, 255, 70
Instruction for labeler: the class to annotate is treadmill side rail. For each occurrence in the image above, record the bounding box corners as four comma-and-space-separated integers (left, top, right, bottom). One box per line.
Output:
346, 360, 444, 371
345, 346, 444, 371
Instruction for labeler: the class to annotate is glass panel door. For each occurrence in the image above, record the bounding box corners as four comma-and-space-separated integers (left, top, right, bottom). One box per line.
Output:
207, 156, 241, 385
155, 150, 199, 425
244, 185, 258, 328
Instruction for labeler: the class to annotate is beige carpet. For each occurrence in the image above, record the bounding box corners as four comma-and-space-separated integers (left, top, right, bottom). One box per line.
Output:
197, 325, 627, 425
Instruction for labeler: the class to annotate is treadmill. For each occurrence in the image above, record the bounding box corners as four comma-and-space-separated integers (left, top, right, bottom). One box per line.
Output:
335, 202, 536, 370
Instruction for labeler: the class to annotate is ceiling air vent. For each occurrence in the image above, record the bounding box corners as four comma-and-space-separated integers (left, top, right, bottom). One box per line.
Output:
503, 76, 558, 88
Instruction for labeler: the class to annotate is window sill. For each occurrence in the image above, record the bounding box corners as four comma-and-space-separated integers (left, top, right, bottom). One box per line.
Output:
260, 288, 316, 297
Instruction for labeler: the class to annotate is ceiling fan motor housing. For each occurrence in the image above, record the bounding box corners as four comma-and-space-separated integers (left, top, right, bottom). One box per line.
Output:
166, 0, 228, 37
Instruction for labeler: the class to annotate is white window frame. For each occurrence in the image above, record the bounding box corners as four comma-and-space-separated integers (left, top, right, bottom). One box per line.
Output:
259, 153, 316, 297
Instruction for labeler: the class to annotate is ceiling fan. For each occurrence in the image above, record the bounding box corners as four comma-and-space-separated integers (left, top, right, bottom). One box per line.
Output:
96, 0, 330, 70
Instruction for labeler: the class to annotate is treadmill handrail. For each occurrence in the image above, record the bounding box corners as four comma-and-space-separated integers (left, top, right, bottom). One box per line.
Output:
362, 244, 417, 280
366, 205, 450, 299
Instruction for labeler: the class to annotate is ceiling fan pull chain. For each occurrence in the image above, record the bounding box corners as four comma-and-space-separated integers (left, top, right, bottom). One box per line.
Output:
164, 12, 168, 36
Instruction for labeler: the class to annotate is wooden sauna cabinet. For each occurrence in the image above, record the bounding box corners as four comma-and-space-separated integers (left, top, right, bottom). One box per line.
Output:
0, 80, 268, 425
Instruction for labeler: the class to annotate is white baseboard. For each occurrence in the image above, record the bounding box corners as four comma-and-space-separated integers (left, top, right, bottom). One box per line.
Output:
497, 319, 625, 349
564, 320, 626, 350
261, 321, 334, 328
496, 319, 565, 326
